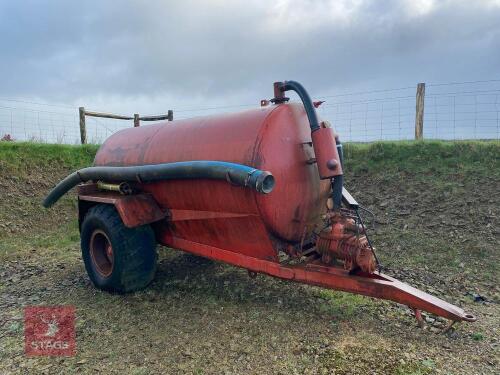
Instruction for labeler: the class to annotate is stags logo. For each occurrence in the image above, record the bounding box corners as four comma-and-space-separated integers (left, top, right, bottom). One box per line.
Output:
24, 306, 76, 356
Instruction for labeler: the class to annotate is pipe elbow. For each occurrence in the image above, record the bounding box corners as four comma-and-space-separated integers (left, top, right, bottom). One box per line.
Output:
276, 80, 321, 132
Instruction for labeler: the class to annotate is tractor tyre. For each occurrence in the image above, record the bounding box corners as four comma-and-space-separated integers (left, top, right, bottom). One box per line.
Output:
81, 204, 157, 293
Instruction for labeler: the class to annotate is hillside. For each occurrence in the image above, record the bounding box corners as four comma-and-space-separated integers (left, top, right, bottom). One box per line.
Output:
0, 141, 498, 374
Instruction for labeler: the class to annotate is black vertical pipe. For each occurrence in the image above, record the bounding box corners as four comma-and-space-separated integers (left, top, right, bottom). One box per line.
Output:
276, 81, 321, 132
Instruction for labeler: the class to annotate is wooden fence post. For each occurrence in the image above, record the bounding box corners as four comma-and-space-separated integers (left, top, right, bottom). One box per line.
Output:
415, 83, 425, 140
134, 113, 140, 127
79, 107, 87, 144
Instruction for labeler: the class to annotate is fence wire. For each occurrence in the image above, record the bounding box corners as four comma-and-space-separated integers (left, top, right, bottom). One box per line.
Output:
1, 80, 499, 144
315, 80, 500, 142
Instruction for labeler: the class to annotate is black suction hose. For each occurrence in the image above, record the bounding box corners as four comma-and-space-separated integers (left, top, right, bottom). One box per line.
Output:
43, 161, 275, 208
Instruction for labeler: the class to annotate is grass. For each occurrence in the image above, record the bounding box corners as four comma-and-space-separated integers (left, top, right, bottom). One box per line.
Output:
343, 140, 500, 176
471, 332, 484, 341
395, 361, 434, 375
0, 140, 499, 374
1, 139, 498, 172
0, 141, 98, 173
1, 139, 498, 275
314, 289, 371, 319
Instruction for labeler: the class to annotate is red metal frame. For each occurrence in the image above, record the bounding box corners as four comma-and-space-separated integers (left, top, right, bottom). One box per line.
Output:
159, 233, 476, 323
78, 184, 166, 228
76, 183, 476, 323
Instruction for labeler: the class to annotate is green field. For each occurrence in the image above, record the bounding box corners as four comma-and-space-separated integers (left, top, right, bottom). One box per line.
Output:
0, 141, 498, 374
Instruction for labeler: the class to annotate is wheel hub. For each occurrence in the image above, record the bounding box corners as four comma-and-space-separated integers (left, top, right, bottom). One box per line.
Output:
90, 229, 114, 277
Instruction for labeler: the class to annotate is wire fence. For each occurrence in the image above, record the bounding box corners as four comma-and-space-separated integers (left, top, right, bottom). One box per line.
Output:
316, 88, 416, 142
1, 79, 499, 144
0, 103, 142, 144
316, 79, 500, 141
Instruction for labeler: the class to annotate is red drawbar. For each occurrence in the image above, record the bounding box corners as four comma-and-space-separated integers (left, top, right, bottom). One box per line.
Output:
162, 235, 476, 323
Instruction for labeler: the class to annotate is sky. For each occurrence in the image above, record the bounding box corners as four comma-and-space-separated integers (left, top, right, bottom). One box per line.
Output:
0, 0, 499, 117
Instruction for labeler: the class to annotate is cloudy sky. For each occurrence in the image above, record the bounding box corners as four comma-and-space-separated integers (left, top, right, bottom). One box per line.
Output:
0, 0, 499, 115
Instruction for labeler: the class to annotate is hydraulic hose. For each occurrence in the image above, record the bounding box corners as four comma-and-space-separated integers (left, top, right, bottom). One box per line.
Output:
43, 161, 275, 208
277, 80, 321, 132
331, 139, 344, 209
331, 175, 344, 209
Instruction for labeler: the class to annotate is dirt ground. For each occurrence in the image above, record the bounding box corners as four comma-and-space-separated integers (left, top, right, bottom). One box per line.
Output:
0, 142, 498, 374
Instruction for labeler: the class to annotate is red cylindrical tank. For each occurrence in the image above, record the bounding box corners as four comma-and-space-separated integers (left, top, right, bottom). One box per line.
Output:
94, 103, 331, 243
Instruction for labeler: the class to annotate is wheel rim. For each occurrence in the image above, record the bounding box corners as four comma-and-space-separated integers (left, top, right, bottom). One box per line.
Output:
90, 229, 114, 277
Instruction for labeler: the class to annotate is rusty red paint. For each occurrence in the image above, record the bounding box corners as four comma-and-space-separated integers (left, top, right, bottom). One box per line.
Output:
75, 91, 476, 323
316, 211, 376, 273
168, 209, 253, 222
311, 126, 342, 179
90, 229, 114, 277
94, 103, 331, 245
79, 190, 166, 228
162, 234, 475, 322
